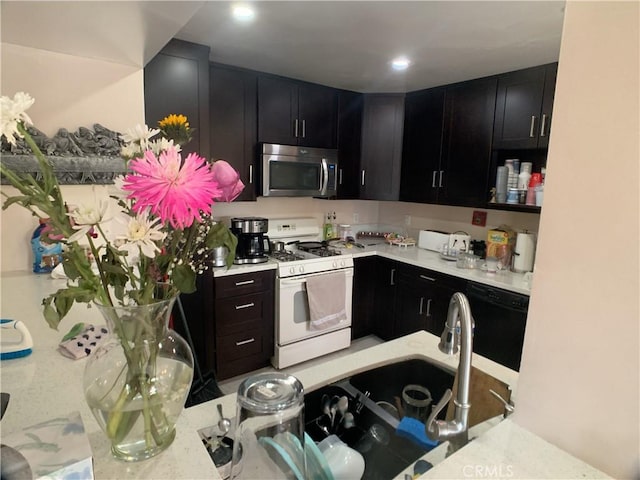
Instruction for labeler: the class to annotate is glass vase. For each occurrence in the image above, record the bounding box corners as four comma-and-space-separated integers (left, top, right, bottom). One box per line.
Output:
83, 294, 194, 462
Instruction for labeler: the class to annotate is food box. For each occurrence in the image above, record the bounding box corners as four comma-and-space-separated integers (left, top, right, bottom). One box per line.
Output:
487, 226, 516, 269
0, 411, 94, 479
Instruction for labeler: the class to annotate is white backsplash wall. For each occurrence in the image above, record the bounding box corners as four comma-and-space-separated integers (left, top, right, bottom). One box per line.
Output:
378, 201, 541, 241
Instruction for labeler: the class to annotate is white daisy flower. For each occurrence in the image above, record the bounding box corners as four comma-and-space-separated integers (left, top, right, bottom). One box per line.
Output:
112, 209, 166, 260
149, 137, 181, 155
121, 124, 160, 151
1, 92, 35, 145
67, 189, 111, 243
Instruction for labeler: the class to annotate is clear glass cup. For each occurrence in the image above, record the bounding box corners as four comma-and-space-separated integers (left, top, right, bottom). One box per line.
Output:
230, 373, 306, 479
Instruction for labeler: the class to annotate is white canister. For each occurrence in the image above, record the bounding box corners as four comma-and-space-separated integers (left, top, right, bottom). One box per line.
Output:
513, 232, 536, 273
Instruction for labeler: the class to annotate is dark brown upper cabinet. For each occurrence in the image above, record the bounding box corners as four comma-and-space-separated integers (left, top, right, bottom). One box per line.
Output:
359, 94, 405, 201
439, 76, 498, 207
401, 77, 496, 208
493, 63, 558, 150
336, 90, 364, 199
257, 75, 338, 149
144, 39, 210, 157
400, 87, 446, 204
210, 63, 257, 201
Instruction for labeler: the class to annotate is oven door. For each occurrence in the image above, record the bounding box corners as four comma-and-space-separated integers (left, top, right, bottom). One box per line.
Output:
276, 268, 353, 346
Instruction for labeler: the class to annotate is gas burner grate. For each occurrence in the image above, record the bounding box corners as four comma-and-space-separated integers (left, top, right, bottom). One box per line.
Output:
269, 251, 306, 262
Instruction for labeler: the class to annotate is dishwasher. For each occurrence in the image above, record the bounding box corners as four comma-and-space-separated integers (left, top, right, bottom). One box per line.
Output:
466, 282, 529, 371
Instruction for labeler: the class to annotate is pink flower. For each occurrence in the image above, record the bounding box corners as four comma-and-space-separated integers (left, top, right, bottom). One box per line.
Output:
211, 160, 245, 202
123, 147, 221, 229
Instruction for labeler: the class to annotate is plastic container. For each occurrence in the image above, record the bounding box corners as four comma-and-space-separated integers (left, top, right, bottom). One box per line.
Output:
31, 219, 62, 273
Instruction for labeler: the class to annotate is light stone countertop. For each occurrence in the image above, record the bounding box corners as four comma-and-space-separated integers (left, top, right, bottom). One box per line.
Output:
0, 272, 606, 479
208, 244, 532, 295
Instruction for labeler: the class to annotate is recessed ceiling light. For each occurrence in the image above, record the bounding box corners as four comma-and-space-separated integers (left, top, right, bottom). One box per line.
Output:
232, 4, 255, 22
391, 57, 411, 71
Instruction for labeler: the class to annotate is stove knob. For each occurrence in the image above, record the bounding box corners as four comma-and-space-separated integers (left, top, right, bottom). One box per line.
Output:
289, 266, 295, 275
299, 266, 305, 274
340, 260, 346, 267
332, 260, 338, 268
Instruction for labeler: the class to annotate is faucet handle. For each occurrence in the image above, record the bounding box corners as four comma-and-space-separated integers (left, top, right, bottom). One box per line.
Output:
489, 389, 514, 417
425, 388, 453, 439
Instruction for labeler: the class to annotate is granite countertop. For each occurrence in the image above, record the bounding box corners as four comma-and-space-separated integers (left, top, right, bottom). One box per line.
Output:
210, 244, 532, 295
0, 272, 606, 479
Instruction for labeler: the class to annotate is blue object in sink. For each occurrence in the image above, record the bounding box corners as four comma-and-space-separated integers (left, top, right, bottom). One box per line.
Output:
396, 417, 439, 450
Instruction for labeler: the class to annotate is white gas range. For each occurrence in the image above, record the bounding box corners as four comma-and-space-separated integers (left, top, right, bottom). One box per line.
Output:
267, 218, 354, 369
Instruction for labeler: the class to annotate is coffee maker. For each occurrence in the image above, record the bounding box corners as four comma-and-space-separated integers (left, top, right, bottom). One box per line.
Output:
230, 217, 271, 264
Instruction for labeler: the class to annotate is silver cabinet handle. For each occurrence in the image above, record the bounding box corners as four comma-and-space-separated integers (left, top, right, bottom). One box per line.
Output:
439, 170, 444, 188
361, 169, 366, 186
235, 279, 255, 286
235, 302, 255, 310
529, 116, 537, 138
419, 297, 425, 315
432, 170, 437, 188
236, 337, 255, 346
301, 119, 306, 138
426, 298, 432, 317
419, 274, 436, 282
540, 114, 548, 137
390, 268, 396, 286
294, 119, 299, 138
249, 164, 254, 184
339, 168, 343, 185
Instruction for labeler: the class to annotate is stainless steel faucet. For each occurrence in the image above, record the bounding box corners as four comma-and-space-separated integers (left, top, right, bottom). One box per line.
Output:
425, 292, 473, 454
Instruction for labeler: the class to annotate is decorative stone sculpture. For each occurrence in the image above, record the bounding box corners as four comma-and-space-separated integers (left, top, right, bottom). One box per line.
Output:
1, 124, 127, 185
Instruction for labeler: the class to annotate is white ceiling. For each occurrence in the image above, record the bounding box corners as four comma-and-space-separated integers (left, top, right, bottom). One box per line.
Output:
1, 1, 565, 93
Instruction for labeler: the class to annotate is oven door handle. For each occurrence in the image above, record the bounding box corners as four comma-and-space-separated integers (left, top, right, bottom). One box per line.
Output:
320, 158, 329, 195
279, 269, 352, 286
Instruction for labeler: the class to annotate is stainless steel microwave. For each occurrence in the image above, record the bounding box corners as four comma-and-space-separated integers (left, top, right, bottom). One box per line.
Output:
260, 143, 338, 197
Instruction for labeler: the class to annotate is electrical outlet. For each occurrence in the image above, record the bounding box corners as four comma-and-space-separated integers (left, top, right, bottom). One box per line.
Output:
404, 215, 411, 226
353, 213, 359, 223
472, 210, 487, 227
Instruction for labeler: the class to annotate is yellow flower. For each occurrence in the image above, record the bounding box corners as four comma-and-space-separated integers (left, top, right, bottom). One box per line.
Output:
159, 114, 189, 129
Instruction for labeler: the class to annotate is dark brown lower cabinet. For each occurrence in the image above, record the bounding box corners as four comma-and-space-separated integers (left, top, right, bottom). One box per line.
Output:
177, 269, 274, 381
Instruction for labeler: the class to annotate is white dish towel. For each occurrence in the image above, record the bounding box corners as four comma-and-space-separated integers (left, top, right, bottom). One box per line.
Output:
306, 272, 347, 331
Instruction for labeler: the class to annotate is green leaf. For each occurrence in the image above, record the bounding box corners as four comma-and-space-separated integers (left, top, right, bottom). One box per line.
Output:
173, 264, 196, 293
42, 297, 62, 330
206, 223, 238, 268
61, 322, 86, 342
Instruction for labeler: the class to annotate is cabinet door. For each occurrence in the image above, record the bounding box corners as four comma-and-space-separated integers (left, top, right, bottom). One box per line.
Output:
210, 64, 257, 201
337, 90, 363, 199
373, 258, 399, 340
440, 77, 497, 207
538, 63, 558, 149
400, 87, 445, 204
298, 83, 338, 148
144, 39, 210, 157
360, 94, 405, 201
493, 65, 547, 150
352, 257, 377, 339
257, 75, 298, 145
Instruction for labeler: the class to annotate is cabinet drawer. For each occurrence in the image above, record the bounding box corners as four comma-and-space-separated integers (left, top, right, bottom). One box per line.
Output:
217, 328, 268, 363
215, 293, 269, 336
398, 265, 465, 291
214, 270, 274, 298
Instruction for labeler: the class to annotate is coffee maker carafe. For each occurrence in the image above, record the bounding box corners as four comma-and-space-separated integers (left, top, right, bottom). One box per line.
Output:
230, 217, 270, 264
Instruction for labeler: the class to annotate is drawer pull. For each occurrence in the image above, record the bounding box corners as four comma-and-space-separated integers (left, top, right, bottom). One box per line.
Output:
235, 279, 255, 286
426, 298, 432, 317
419, 275, 436, 282
419, 297, 425, 315
235, 338, 256, 346
235, 302, 255, 310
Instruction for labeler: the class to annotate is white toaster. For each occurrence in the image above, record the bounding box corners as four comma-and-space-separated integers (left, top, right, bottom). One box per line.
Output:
418, 230, 450, 252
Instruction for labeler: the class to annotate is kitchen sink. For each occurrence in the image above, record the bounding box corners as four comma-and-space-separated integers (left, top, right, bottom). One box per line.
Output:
304, 358, 456, 479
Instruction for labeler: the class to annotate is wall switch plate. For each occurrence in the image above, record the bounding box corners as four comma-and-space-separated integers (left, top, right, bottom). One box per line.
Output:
353, 213, 359, 223
404, 215, 411, 226
472, 210, 487, 227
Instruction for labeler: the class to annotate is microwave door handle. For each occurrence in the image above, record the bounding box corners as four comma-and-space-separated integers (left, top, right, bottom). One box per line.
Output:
320, 158, 329, 195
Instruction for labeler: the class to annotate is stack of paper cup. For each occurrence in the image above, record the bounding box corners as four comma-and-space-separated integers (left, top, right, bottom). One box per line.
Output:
496, 166, 508, 203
